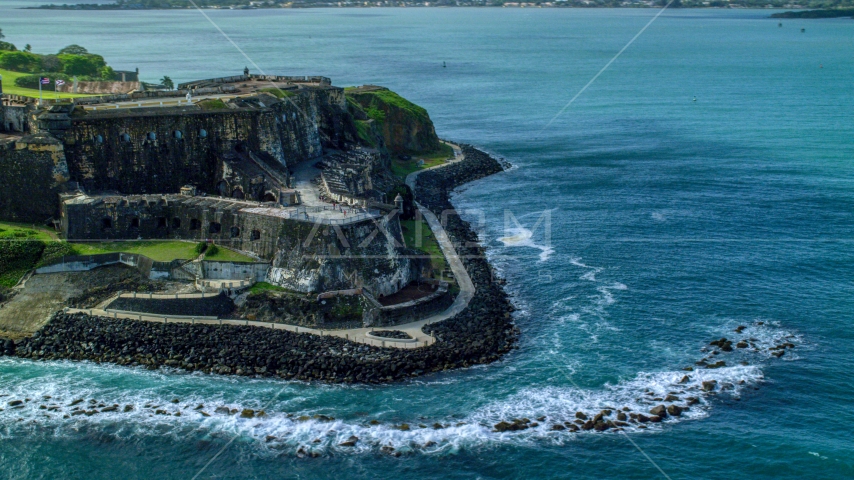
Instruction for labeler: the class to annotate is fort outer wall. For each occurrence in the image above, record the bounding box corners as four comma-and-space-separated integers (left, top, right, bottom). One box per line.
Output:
57, 87, 353, 196
61, 194, 426, 297
0, 134, 70, 223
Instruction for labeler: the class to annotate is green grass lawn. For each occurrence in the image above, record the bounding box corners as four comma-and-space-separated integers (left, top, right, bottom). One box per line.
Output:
400, 219, 446, 273
247, 281, 303, 296
0, 221, 58, 242
258, 87, 295, 99
0, 68, 94, 99
69, 240, 199, 262
204, 245, 255, 262
69, 240, 254, 263
390, 143, 455, 179
196, 98, 228, 110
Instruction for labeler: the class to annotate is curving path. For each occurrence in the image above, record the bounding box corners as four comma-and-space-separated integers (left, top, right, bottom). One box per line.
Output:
71, 142, 475, 349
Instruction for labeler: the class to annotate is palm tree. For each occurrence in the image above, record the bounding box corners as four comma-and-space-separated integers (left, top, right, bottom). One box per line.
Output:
161, 76, 174, 90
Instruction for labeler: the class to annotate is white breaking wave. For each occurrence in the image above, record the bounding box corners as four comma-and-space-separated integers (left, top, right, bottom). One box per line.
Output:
0, 320, 799, 457
497, 225, 554, 262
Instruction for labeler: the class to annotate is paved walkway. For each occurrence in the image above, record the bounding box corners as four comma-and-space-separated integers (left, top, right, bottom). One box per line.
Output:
65, 307, 430, 349
81, 94, 240, 111
72, 142, 474, 349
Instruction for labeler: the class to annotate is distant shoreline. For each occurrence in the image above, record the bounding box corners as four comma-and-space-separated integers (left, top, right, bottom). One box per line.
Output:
23, 4, 847, 12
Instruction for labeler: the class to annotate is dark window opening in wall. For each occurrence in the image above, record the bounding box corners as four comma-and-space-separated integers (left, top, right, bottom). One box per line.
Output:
230, 227, 240, 238
250, 230, 261, 241
262, 192, 277, 203
172, 218, 181, 229
101, 218, 112, 229
156, 217, 167, 228
174, 130, 183, 139
147, 132, 156, 141
232, 188, 245, 200
190, 219, 201, 230
209, 222, 221, 234
130, 217, 140, 228
216, 181, 229, 197
199, 129, 207, 138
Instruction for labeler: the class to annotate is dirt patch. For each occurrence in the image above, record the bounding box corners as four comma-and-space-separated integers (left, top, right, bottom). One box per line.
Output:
0, 265, 185, 339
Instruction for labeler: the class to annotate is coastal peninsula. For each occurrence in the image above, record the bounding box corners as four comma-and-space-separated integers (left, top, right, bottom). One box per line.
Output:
0, 66, 518, 383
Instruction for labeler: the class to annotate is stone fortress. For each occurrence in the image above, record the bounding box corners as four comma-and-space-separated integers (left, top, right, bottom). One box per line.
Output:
0, 69, 451, 326
0, 68, 519, 384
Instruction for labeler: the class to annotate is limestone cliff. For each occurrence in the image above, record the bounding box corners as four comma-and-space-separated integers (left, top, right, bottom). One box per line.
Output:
345, 86, 441, 155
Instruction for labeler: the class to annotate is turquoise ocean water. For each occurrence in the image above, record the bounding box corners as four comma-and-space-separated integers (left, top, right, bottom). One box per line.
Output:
1, 6, 853, 478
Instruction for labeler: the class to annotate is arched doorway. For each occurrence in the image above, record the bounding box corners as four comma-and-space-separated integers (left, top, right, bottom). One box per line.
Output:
232, 187, 245, 199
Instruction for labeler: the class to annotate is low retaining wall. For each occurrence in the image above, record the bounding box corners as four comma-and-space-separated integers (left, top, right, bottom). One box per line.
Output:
201, 261, 269, 282
374, 283, 453, 327
34, 252, 267, 283
35, 252, 149, 274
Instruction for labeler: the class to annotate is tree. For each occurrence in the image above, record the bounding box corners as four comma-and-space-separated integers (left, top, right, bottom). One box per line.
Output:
24, 44, 31, 52
100, 66, 115, 80
0, 51, 41, 73
161, 75, 174, 90
40, 54, 62, 72
58, 44, 88, 55
61, 54, 105, 77
0, 28, 4, 40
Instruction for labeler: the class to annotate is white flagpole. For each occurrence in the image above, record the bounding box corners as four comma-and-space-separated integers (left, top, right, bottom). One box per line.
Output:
39, 79, 43, 106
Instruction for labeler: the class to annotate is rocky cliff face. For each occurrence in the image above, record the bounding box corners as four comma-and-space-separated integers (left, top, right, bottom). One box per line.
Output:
267, 215, 427, 297
345, 87, 441, 155
61, 87, 350, 195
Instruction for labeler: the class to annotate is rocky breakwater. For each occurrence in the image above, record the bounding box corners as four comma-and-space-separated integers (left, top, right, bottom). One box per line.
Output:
3, 145, 517, 383
414, 144, 518, 360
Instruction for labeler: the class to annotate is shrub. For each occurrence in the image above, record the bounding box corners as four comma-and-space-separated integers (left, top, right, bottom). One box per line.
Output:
0, 239, 45, 287
14, 73, 75, 89
37, 241, 76, 267
194, 242, 208, 255
0, 41, 16, 52
205, 244, 219, 257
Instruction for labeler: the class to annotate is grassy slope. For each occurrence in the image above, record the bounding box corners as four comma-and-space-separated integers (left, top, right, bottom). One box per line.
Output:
389, 142, 454, 179
196, 98, 228, 110
71, 240, 255, 263
0, 222, 57, 242
257, 88, 295, 99
204, 245, 256, 262
0, 68, 94, 99
70, 240, 199, 262
0, 222, 62, 287
400, 219, 445, 273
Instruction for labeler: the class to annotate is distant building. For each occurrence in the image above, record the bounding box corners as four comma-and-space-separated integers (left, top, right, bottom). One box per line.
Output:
113, 68, 140, 83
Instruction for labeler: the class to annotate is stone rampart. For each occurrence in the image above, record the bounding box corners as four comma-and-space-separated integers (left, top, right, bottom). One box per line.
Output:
201, 261, 269, 282
0, 133, 69, 222
61, 193, 426, 295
